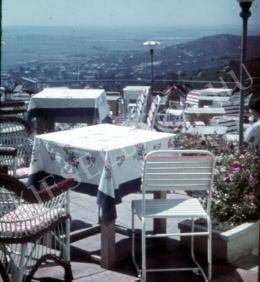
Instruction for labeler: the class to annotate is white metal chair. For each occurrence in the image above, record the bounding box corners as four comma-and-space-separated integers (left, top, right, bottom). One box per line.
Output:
131, 149, 215, 282
146, 95, 161, 130
124, 90, 148, 126
114, 90, 148, 127
138, 95, 161, 130
210, 116, 238, 134
0, 174, 74, 282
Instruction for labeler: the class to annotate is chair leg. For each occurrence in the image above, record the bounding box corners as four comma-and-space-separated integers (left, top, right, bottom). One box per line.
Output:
64, 217, 71, 261
131, 211, 139, 274
141, 218, 146, 282
208, 220, 212, 281
190, 218, 211, 282
15, 244, 27, 282
190, 219, 202, 276
190, 218, 196, 263
25, 254, 73, 282
0, 260, 10, 282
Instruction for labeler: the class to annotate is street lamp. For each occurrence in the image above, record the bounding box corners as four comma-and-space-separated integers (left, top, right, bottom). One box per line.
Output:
237, 0, 254, 151
143, 40, 160, 114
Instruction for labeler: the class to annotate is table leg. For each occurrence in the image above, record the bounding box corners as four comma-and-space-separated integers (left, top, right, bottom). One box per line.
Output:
37, 116, 55, 134
47, 116, 55, 132
153, 191, 166, 234
101, 220, 116, 269
37, 117, 47, 134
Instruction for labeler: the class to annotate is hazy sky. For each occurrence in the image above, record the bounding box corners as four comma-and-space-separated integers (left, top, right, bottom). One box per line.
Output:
2, 0, 260, 28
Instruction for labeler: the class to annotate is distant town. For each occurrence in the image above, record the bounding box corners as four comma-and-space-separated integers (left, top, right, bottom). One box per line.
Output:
1, 29, 260, 93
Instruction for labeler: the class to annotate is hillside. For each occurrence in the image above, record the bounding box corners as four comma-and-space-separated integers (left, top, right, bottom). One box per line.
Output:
132, 34, 260, 78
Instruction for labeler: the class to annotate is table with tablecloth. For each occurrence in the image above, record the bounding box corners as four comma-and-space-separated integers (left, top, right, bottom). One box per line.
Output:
27, 88, 110, 133
185, 107, 226, 124
28, 123, 175, 267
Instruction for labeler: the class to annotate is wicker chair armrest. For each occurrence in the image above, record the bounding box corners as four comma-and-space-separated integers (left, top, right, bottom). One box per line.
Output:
0, 175, 74, 203
0, 146, 17, 157
0, 165, 8, 175
0, 100, 26, 108
36, 178, 75, 202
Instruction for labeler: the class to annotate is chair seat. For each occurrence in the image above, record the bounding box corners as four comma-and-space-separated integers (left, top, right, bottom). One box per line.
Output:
0, 203, 66, 239
132, 198, 207, 219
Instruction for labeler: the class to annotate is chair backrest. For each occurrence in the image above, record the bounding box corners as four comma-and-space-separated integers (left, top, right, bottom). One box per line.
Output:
146, 95, 161, 130
135, 89, 148, 123
0, 100, 27, 116
223, 101, 240, 116
210, 116, 238, 134
142, 150, 215, 194
121, 90, 148, 126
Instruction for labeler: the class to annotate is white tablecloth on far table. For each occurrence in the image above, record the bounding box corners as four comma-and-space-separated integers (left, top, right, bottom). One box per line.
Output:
185, 107, 225, 115
28, 124, 175, 221
186, 126, 227, 135
28, 88, 109, 122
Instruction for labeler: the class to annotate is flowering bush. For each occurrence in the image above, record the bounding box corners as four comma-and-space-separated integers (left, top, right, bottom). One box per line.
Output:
175, 133, 260, 230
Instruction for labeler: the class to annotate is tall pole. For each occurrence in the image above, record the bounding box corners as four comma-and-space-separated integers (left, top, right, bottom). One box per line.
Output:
237, 4, 258, 280
143, 40, 160, 117
238, 0, 253, 151
258, 221, 260, 282
149, 48, 154, 114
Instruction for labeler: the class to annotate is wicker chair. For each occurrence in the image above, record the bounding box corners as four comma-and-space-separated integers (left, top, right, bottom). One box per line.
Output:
0, 116, 33, 177
0, 174, 74, 282
0, 100, 27, 117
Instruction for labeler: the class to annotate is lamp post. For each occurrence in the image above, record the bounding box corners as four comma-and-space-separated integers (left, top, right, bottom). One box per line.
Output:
143, 40, 160, 115
237, 0, 254, 151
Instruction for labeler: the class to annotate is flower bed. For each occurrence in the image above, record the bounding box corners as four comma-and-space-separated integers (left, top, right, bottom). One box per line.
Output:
175, 132, 260, 261
175, 133, 260, 230
178, 219, 259, 262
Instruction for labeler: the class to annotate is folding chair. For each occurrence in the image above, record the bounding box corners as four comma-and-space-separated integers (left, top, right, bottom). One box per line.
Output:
131, 150, 215, 282
114, 90, 148, 127
138, 95, 161, 130
124, 91, 148, 126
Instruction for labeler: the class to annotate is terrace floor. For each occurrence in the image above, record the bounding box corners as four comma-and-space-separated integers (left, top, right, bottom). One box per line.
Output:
4, 188, 259, 282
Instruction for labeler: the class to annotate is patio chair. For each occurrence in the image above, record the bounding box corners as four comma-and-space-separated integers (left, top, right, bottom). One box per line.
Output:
0, 174, 74, 282
222, 100, 240, 116
131, 150, 215, 282
121, 90, 148, 126
0, 100, 27, 118
138, 95, 161, 130
146, 95, 161, 130
210, 116, 238, 134
0, 116, 33, 178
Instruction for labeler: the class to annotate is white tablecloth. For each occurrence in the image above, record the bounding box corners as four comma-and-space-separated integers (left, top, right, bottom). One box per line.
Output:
29, 124, 175, 221
186, 126, 227, 135
28, 88, 109, 122
185, 107, 225, 115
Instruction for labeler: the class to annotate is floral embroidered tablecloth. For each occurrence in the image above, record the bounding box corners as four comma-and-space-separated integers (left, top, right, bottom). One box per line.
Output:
28, 124, 176, 222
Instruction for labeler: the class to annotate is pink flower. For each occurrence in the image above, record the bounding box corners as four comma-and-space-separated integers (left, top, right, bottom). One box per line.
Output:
249, 175, 255, 183
224, 175, 231, 183
229, 161, 241, 173
248, 192, 255, 202
239, 154, 245, 160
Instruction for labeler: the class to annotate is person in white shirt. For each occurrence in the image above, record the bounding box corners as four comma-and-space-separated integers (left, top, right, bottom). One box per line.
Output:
244, 92, 260, 146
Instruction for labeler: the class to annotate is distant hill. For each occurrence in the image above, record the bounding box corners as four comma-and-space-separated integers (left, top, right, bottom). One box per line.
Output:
133, 34, 260, 78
